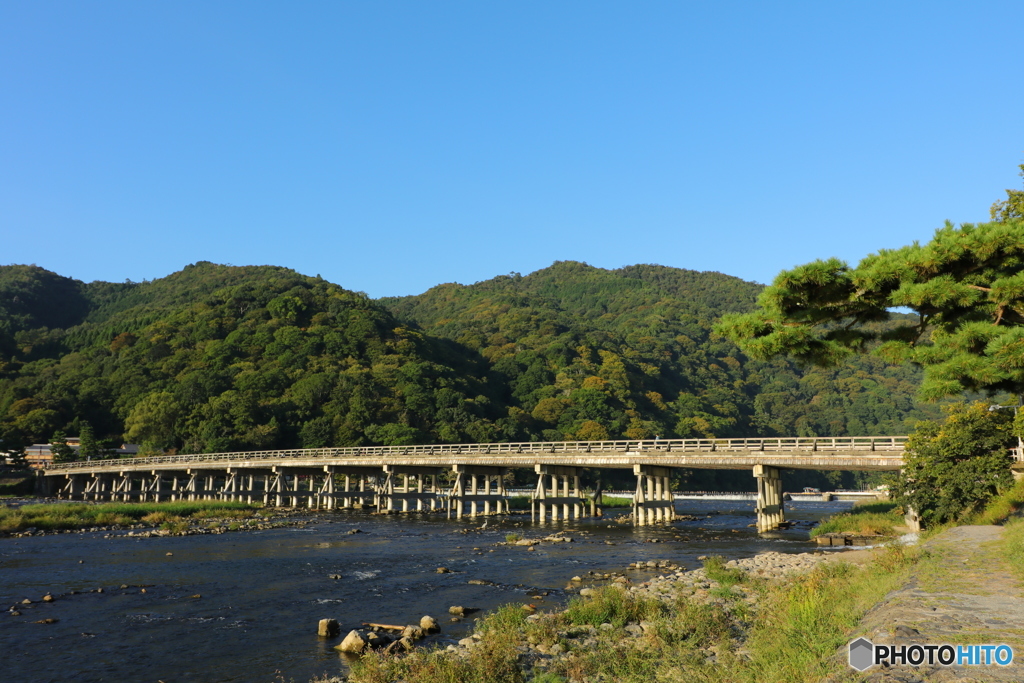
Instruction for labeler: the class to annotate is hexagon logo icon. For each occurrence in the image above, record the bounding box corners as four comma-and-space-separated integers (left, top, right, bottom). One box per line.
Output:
849, 637, 875, 671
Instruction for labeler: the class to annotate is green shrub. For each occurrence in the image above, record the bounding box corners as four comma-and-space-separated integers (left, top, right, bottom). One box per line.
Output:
563, 585, 661, 628
702, 555, 745, 588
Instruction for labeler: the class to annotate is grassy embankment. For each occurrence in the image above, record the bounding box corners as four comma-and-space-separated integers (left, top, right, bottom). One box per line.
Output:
347, 545, 919, 683
808, 501, 902, 538
967, 476, 1024, 578
349, 488, 1024, 683
0, 500, 257, 533
0, 473, 35, 497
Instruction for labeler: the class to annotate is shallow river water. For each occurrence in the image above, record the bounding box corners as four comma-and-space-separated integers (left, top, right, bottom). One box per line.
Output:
0, 500, 858, 683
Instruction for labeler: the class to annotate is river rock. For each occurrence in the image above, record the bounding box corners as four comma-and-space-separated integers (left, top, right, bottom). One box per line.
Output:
449, 605, 466, 616
436, 567, 451, 573
365, 631, 390, 648
515, 539, 540, 546
336, 629, 368, 653
318, 618, 340, 637
42, 594, 54, 603
579, 588, 596, 597
384, 636, 415, 654
467, 579, 494, 585
420, 615, 440, 633
402, 625, 424, 640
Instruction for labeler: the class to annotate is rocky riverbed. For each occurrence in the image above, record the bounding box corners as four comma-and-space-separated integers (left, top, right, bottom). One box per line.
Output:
1, 498, 861, 683
326, 540, 853, 683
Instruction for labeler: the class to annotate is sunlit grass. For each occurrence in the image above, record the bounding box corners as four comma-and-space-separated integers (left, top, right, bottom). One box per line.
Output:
968, 476, 1024, 526
810, 501, 901, 538
0, 500, 256, 532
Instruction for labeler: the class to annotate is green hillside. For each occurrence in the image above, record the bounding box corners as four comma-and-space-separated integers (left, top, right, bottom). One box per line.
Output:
0, 261, 940, 473
382, 261, 939, 444
0, 262, 496, 454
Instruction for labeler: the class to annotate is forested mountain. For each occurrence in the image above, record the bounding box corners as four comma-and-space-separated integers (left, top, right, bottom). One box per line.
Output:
0, 263, 496, 454
382, 261, 940, 444
0, 261, 940, 467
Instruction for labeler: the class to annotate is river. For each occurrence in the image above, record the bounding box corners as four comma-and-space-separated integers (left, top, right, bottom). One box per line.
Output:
0, 499, 857, 683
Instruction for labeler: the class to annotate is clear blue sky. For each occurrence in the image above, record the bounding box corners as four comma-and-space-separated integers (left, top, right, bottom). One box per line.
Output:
3, 2, 1022, 297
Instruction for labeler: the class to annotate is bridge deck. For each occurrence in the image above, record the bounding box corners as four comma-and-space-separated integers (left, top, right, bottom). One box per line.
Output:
44, 436, 908, 475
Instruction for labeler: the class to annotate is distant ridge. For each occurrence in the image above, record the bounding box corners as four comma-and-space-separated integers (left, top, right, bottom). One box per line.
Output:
0, 260, 937, 491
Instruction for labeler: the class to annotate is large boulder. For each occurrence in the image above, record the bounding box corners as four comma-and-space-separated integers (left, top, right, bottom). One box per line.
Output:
335, 630, 368, 653
420, 615, 440, 633
318, 619, 340, 637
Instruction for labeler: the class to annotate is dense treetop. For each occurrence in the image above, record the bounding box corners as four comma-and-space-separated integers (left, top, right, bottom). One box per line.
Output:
0, 260, 938, 459
716, 219, 1024, 401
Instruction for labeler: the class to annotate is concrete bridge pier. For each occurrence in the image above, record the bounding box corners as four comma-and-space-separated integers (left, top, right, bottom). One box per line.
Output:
221, 469, 239, 502
182, 468, 215, 502
381, 465, 445, 513
317, 466, 337, 509
166, 471, 192, 501
532, 465, 585, 523
449, 465, 508, 519
328, 467, 384, 509
754, 464, 785, 532
136, 471, 164, 502
58, 473, 86, 500
633, 465, 675, 526
84, 473, 114, 501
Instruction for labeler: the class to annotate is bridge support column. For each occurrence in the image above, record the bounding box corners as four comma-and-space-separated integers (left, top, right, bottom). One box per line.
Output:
450, 465, 508, 520
318, 467, 337, 509
93, 473, 115, 501
754, 465, 784, 532
145, 472, 163, 502
221, 471, 237, 502
380, 466, 445, 514
532, 465, 584, 523
633, 465, 675, 526
60, 473, 86, 500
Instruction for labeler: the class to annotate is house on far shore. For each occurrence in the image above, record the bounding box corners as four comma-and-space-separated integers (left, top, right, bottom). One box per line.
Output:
24, 440, 142, 469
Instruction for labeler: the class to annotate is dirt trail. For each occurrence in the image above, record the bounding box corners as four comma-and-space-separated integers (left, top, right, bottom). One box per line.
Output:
842, 525, 1024, 682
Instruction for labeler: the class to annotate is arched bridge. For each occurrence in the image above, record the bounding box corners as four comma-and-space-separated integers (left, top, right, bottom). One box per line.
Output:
41, 436, 909, 533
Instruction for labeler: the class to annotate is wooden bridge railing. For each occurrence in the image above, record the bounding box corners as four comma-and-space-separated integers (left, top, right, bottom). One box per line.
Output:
44, 436, 909, 472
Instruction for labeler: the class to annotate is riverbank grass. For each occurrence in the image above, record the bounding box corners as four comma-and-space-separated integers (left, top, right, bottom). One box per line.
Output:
348, 542, 921, 683
0, 500, 257, 532
809, 501, 901, 538
968, 475, 1024, 525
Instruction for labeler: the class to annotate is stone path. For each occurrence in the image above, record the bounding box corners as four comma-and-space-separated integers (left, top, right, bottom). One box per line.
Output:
842, 525, 1024, 682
